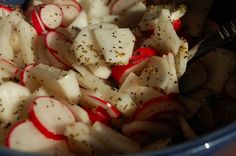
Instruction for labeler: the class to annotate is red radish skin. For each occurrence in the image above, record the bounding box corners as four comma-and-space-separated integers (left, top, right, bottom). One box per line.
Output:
31, 10, 46, 35
28, 96, 76, 140
86, 95, 121, 118
172, 19, 182, 32
60, 5, 81, 27
86, 106, 111, 125
0, 5, 13, 17
56, 0, 82, 10
5, 120, 74, 155
20, 63, 37, 86
39, 4, 63, 30
112, 47, 158, 84
133, 95, 184, 121
5, 120, 26, 147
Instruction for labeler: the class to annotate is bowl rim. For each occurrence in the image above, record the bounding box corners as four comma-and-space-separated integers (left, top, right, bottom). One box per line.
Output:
1, 122, 236, 156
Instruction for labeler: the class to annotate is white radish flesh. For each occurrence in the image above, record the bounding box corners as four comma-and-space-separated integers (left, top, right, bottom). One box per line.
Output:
153, 9, 180, 55
0, 59, 18, 76
66, 104, 91, 124
0, 82, 30, 123
88, 0, 109, 18
45, 31, 75, 66
29, 96, 76, 139
20, 64, 40, 92
92, 121, 140, 154
6, 120, 73, 155
16, 20, 38, 65
30, 63, 81, 104
94, 28, 135, 65
0, 11, 23, 60
120, 72, 140, 91
0, 5, 12, 18
140, 56, 170, 90
65, 122, 109, 155
40, 4, 63, 30
87, 63, 111, 79
61, 5, 80, 27
111, 0, 140, 15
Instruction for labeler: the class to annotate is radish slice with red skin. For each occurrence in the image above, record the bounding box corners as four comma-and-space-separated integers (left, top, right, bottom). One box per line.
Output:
86, 106, 111, 125
133, 95, 184, 121
5, 120, 74, 155
28, 96, 76, 140
83, 95, 121, 118
45, 31, 74, 68
60, 5, 81, 27
20, 64, 40, 92
225, 74, 236, 99
39, 4, 63, 30
0, 5, 12, 17
112, 58, 148, 84
31, 9, 46, 35
0, 59, 18, 75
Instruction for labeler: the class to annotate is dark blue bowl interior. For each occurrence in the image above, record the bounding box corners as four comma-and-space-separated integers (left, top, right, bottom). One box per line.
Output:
0, 0, 236, 156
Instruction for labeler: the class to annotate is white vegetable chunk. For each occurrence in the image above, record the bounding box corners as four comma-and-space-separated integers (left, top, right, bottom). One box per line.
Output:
0, 82, 30, 122
30, 63, 81, 104
153, 9, 180, 55
0, 11, 23, 60
94, 28, 135, 65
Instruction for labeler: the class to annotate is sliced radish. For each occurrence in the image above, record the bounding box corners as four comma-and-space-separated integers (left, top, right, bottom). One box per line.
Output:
0, 59, 18, 75
172, 19, 182, 32
0, 11, 23, 60
20, 64, 40, 92
142, 138, 171, 151
225, 74, 236, 99
92, 121, 140, 154
131, 47, 158, 62
177, 115, 197, 140
180, 60, 208, 94
33, 87, 50, 97
0, 5, 12, 17
87, 63, 111, 79
111, 0, 139, 15
55, 0, 82, 10
133, 95, 184, 121
120, 72, 140, 91
67, 104, 91, 124
46, 48, 69, 69
118, 1, 146, 28
94, 28, 135, 65
45, 31, 75, 67
0, 82, 30, 123
36, 36, 50, 65
88, 0, 109, 18
39, 4, 63, 30
65, 122, 109, 155
112, 58, 149, 84
10, 30, 20, 53
86, 106, 111, 125
30, 63, 81, 104
16, 20, 38, 65
29, 96, 76, 140
152, 9, 180, 55
66, 10, 89, 38
165, 53, 179, 94
83, 95, 121, 118
140, 56, 170, 90
31, 9, 46, 35
6, 120, 74, 155
60, 5, 81, 27
124, 86, 163, 105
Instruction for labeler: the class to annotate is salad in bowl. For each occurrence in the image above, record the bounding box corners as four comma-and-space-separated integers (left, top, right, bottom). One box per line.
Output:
0, 0, 236, 155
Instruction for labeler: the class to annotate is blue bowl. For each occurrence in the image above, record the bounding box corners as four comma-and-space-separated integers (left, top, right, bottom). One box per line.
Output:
1, 0, 236, 156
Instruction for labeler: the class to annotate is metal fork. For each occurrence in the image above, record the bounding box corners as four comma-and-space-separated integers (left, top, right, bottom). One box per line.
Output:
188, 19, 236, 63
